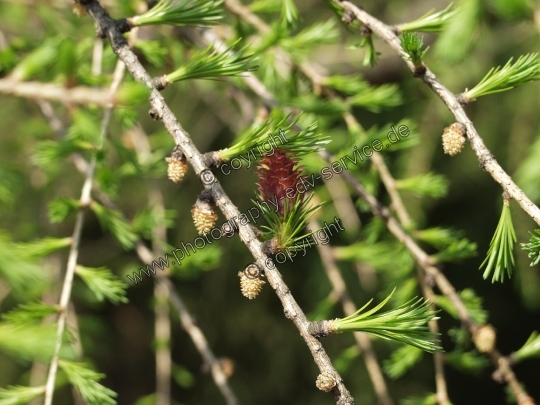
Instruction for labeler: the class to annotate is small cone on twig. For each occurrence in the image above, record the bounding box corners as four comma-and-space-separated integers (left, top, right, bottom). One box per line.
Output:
166, 146, 188, 183
316, 373, 336, 392
442, 123, 466, 156
473, 324, 496, 353
192, 191, 218, 235
239, 264, 265, 299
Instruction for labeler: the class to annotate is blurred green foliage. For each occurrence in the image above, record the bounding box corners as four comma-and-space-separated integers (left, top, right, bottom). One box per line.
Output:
0, 0, 539, 404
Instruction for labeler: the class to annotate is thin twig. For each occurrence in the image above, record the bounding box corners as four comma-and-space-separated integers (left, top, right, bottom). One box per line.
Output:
322, 172, 362, 235
154, 272, 171, 405
335, 0, 540, 227
129, 122, 173, 405
127, 121, 172, 404
416, 269, 450, 405
184, 22, 451, 402
80, 2, 355, 403
488, 351, 536, 405
43, 43, 126, 405
43, 144, 96, 405
370, 152, 413, 227
0, 78, 123, 107
165, 278, 239, 405
36, 99, 66, 138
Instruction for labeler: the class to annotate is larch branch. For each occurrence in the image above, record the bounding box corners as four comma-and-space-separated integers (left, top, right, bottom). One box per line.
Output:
334, 0, 540, 227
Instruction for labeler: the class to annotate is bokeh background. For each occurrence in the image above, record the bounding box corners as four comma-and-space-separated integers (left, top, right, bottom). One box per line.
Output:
0, 0, 539, 404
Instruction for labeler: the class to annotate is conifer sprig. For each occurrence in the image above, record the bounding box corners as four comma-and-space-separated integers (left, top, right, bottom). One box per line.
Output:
464, 53, 540, 101
396, 172, 448, 198
59, 361, 117, 405
512, 331, 540, 363
348, 83, 402, 112
312, 289, 441, 353
10, 37, 61, 80
258, 193, 322, 249
14, 237, 72, 258
383, 345, 423, 379
3, 302, 59, 326
48, 197, 81, 223
349, 34, 378, 67
165, 42, 258, 84
479, 199, 517, 283
75, 266, 128, 304
401, 32, 429, 68
0, 385, 46, 405
0, 323, 57, 361
221, 113, 327, 161
281, 20, 339, 56
280, 0, 298, 28
397, 4, 458, 33
130, 0, 223, 28
520, 229, 540, 267
90, 202, 138, 250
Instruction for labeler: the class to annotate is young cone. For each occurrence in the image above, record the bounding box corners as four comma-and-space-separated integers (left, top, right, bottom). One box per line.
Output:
192, 191, 218, 235
257, 148, 305, 217
442, 122, 466, 156
256, 147, 322, 251
238, 264, 265, 299
166, 146, 188, 183
473, 324, 496, 353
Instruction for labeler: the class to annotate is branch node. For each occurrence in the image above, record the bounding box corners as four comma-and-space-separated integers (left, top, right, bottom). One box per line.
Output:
492, 369, 505, 384
360, 25, 372, 36
307, 320, 334, 338
116, 18, 132, 33
478, 152, 494, 171
202, 150, 224, 168
341, 8, 356, 25
262, 237, 280, 255
412, 63, 427, 77
149, 108, 162, 121
221, 220, 239, 237
456, 92, 471, 105
95, 24, 107, 38
153, 75, 170, 91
